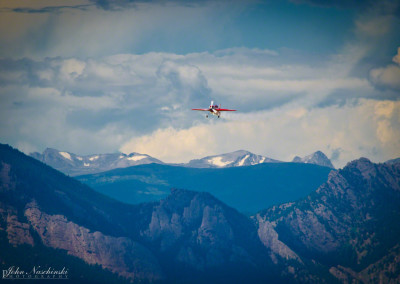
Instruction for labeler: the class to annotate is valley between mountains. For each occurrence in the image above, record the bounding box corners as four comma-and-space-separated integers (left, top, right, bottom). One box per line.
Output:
1, 143, 400, 283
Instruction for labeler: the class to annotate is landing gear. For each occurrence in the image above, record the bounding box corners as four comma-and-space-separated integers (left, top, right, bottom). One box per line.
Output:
218, 115, 220, 118
206, 115, 208, 118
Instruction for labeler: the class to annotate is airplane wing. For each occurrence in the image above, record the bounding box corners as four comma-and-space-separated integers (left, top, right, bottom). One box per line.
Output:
192, 108, 210, 111
215, 108, 236, 111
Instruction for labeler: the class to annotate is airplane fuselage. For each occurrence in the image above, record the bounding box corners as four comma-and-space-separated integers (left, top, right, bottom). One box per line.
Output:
192, 101, 236, 118
207, 105, 220, 117
209, 106, 220, 116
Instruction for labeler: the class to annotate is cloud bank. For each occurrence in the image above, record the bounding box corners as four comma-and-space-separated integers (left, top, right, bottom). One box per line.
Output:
370, 47, 400, 91
1, 45, 399, 167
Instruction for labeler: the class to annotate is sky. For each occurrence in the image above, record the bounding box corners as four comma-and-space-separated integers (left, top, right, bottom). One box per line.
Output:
0, 0, 399, 168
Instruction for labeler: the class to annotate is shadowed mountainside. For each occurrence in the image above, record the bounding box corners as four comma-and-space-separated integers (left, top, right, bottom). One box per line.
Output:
77, 162, 332, 214
257, 158, 400, 283
1, 143, 400, 283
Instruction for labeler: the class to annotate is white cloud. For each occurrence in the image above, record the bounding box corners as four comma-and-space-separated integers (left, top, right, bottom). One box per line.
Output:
370, 47, 400, 91
120, 99, 400, 167
59, 59, 86, 81
374, 101, 400, 146
120, 126, 215, 162
370, 65, 400, 90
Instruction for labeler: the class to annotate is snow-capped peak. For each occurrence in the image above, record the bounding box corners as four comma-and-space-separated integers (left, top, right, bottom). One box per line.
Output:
185, 150, 281, 168
292, 151, 334, 168
30, 149, 163, 176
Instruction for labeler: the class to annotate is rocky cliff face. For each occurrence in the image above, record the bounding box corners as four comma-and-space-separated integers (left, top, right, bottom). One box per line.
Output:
24, 201, 164, 281
139, 188, 268, 270
0, 145, 165, 282
134, 188, 278, 283
257, 158, 400, 282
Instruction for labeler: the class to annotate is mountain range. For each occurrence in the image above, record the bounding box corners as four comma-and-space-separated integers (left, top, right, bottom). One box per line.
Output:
30, 148, 163, 176
76, 162, 332, 214
181, 150, 282, 168
30, 148, 334, 176
2, 143, 400, 283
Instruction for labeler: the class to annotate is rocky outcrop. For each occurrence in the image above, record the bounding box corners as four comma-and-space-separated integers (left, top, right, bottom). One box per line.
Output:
329, 244, 400, 284
0, 205, 34, 247
141, 188, 267, 271
256, 217, 300, 263
257, 158, 400, 282
24, 201, 164, 281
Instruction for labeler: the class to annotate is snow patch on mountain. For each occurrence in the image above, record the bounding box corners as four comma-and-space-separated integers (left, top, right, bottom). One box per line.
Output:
30, 148, 164, 176
238, 155, 250, 166
59, 152, 72, 161
127, 155, 147, 162
207, 157, 233, 167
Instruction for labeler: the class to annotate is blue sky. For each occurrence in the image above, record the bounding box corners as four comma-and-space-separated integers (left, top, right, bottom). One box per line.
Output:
0, 0, 399, 167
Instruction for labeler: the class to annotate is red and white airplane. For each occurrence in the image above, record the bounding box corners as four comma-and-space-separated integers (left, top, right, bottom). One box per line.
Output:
192, 101, 236, 118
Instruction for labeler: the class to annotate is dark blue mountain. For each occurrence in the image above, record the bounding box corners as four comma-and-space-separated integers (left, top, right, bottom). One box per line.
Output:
77, 162, 332, 214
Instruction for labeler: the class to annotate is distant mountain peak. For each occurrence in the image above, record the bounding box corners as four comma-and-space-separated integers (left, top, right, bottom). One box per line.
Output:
344, 157, 374, 172
385, 157, 400, 165
348, 157, 372, 165
185, 150, 281, 168
29, 148, 163, 176
292, 150, 334, 168
343, 157, 377, 179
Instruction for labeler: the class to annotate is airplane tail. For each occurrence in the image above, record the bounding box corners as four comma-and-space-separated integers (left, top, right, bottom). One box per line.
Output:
210, 100, 214, 108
